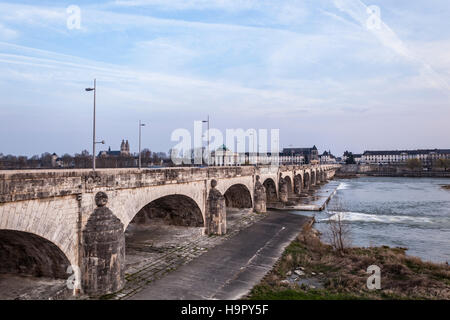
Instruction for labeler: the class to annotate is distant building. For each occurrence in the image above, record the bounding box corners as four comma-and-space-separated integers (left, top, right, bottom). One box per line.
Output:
362, 149, 450, 165
195, 145, 321, 166
353, 154, 363, 163
320, 150, 337, 164
281, 146, 319, 164
99, 140, 131, 157
211, 145, 238, 166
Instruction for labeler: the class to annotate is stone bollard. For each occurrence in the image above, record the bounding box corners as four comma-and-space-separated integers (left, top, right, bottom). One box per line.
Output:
279, 174, 288, 203
81, 192, 125, 296
205, 180, 227, 235
253, 175, 267, 213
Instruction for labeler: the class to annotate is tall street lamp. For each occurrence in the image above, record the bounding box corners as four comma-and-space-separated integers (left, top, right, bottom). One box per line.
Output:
139, 120, 146, 170
202, 115, 209, 166
85, 79, 104, 171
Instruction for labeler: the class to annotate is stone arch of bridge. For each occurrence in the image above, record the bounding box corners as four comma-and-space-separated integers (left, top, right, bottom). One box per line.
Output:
223, 184, 253, 209
262, 178, 278, 202
0, 229, 71, 279
279, 170, 294, 193
128, 194, 204, 229
319, 170, 326, 182
110, 182, 206, 231
214, 177, 254, 203
0, 197, 78, 268
283, 176, 293, 195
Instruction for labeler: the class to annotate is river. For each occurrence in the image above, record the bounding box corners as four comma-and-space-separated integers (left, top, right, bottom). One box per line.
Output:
303, 177, 450, 263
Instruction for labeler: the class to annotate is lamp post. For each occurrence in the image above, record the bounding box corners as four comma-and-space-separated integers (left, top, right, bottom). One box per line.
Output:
139, 120, 146, 170
202, 115, 209, 166
85, 79, 104, 171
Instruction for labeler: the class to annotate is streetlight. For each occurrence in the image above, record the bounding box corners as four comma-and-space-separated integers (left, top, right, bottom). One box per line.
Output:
202, 115, 209, 166
138, 120, 146, 170
85, 79, 104, 171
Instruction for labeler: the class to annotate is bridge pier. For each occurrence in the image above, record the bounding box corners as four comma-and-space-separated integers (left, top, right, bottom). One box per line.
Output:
81, 192, 125, 296
253, 176, 267, 213
278, 174, 288, 203
205, 180, 227, 235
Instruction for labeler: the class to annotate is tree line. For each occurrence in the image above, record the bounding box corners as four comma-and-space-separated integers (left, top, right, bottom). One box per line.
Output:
0, 149, 169, 170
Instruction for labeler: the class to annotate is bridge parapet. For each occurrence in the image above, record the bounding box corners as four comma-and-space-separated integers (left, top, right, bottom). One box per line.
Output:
0, 164, 340, 204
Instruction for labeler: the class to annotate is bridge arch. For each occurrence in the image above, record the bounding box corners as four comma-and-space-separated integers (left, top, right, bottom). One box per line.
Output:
109, 182, 206, 231
311, 170, 316, 186
224, 184, 252, 208
0, 197, 78, 268
0, 229, 71, 279
303, 172, 310, 190
263, 178, 277, 202
294, 174, 303, 195
284, 176, 293, 195
128, 194, 204, 229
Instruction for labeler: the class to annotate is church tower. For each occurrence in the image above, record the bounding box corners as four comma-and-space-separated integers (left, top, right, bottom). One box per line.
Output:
120, 140, 126, 155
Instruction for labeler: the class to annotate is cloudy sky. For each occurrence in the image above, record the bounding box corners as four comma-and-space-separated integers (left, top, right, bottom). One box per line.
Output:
0, 0, 449, 157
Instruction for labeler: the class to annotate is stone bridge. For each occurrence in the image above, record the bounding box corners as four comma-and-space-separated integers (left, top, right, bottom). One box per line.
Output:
0, 164, 339, 296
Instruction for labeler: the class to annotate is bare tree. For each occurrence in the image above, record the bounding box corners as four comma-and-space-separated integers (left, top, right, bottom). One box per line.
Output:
327, 212, 351, 255
325, 198, 351, 255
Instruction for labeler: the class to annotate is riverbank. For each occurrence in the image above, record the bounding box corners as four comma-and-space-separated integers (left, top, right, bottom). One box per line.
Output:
336, 164, 450, 178
246, 222, 450, 300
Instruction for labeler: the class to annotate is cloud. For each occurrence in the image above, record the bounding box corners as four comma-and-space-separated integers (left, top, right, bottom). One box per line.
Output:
0, 1, 449, 156
112, 0, 257, 10
0, 23, 18, 40
332, 0, 450, 91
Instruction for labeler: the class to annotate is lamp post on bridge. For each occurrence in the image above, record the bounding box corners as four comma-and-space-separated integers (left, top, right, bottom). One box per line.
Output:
138, 120, 146, 170
85, 79, 104, 171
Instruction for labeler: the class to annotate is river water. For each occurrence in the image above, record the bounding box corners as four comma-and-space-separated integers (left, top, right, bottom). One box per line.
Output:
306, 177, 450, 263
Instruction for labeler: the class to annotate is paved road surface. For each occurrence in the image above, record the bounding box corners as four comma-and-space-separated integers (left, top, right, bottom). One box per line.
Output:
130, 211, 310, 300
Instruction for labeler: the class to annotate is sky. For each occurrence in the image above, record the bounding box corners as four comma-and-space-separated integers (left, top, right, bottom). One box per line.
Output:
0, 0, 449, 157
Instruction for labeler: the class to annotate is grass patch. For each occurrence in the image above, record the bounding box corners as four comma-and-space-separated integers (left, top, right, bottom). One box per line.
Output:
249, 285, 363, 300
246, 222, 450, 300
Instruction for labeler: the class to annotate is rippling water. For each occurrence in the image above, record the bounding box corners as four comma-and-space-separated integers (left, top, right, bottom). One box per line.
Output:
310, 177, 450, 263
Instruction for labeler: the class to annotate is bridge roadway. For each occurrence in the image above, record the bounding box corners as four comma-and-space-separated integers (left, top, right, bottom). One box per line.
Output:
130, 211, 310, 300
